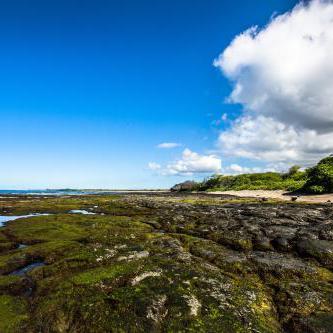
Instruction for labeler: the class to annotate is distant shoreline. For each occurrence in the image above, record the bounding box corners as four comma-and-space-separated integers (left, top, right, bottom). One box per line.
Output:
1, 188, 332, 203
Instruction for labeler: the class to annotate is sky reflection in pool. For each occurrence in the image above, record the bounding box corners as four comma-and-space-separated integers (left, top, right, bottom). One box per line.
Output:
0, 214, 49, 227
69, 210, 96, 215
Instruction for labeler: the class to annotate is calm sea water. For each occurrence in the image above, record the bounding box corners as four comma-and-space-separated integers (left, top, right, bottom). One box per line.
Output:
0, 189, 162, 196
0, 189, 114, 196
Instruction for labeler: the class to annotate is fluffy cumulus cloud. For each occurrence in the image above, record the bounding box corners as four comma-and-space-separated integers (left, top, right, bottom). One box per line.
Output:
220, 116, 333, 163
149, 149, 222, 175
157, 142, 181, 149
214, 0, 333, 166
166, 149, 221, 175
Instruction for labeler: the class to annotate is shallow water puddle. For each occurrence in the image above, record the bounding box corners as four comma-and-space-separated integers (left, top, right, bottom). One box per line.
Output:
0, 214, 50, 227
9, 261, 46, 296
69, 209, 96, 215
9, 262, 45, 276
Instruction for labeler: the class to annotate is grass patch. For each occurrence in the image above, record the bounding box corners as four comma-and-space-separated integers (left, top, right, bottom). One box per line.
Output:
0, 295, 28, 332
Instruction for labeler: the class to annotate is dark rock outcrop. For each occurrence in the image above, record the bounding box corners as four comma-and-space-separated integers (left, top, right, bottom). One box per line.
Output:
170, 180, 198, 192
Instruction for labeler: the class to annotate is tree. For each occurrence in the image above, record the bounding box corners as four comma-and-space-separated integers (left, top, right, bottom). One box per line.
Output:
288, 165, 301, 176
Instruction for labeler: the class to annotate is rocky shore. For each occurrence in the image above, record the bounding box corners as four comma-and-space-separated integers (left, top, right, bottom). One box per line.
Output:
0, 193, 332, 332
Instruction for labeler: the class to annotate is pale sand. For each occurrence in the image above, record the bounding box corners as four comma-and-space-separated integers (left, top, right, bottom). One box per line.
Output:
208, 190, 333, 203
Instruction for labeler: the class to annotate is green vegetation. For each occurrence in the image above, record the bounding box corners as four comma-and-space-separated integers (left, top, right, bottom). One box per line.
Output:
193, 155, 333, 194
198, 169, 307, 192
0, 295, 28, 333
303, 156, 333, 193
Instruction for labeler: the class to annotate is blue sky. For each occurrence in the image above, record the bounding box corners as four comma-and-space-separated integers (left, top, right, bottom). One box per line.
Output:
0, 0, 301, 189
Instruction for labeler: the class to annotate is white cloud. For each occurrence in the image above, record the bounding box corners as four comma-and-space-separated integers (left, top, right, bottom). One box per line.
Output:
165, 149, 222, 175
225, 163, 277, 175
152, 148, 221, 175
214, 0, 333, 165
219, 115, 333, 164
148, 162, 161, 170
157, 142, 181, 149
228, 164, 244, 173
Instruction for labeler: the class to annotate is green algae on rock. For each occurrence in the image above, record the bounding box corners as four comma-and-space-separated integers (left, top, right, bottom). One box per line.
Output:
0, 295, 28, 332
0, 193, 332, 332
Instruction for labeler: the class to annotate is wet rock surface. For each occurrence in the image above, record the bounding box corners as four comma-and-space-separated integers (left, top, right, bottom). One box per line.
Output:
0, 193, 332, 332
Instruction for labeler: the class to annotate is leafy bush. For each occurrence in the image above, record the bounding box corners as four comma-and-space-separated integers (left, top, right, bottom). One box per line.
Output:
198, 170, 307, 192
303, 156, 333, 193
199, 175, 223, 191
285, 180, 306, 192
283, 165, 301, 178
307, 185, 325, 194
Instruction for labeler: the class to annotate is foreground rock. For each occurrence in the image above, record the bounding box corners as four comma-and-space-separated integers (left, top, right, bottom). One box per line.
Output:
0, 193, 332, 332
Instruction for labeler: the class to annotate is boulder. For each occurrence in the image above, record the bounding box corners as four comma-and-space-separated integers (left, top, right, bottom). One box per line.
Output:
296, 239, 333, 269
272, 237, 292, 252
170, 181, 198, 192
253, 236, 273, 251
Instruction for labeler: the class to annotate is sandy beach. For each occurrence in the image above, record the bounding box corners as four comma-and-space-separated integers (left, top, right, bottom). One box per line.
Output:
208, 190, 333, 203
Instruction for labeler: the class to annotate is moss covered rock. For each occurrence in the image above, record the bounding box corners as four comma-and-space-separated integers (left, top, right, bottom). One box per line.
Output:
0, 194, 332, 332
